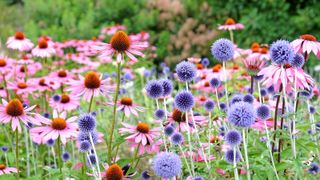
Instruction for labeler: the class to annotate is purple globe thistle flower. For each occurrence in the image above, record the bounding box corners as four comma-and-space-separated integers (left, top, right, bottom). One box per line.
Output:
309, 106, 316, 114
301, 88, 313, 99
79, 140, 91, 152
290, 53, 305, 68
1, 146, 8, 153
170, 132, 184, 145
87, 154, 97, 165
267, 85, 275, 94
254, 75, 264, 81
78, 113, 96, 133
308, 163, 320, 174
201, 57, 210, 67
141, 170, 151, 180
220, 103, 227, 111
270, 40, 294, 64
175, 61, 197, 82
225, 149, 241, 164
153, 152, 182, 178
243, 94, 254, 104
124, 73, 133, 81
77, 131, 98, 144
174, 91, 194, 112
193, 176, 205, 180
102, 73, 109, 79
154, 109, 165, 119
159, 79, 173, 97
145, 80, 164, 99
260, 137, 266, 142
209, 77, 221, 88
225, 130, 242, 146
163, 66, 170, 74
143, 70, 151, 78
164, 125, 175, 136
204, 100, 215, 112
62, 152, 70, 161
256, 105, 270, 120
43, 112, 50, 118
211, 38, 234, 62
230, 94, 243, 106
228, 102, 256, 128
52, 94, 61, 102
46, 139, 55, 147
260, 88, 267, 97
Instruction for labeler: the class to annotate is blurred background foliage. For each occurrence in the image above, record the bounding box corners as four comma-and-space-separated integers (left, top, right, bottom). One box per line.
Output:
0, 0, 319, 68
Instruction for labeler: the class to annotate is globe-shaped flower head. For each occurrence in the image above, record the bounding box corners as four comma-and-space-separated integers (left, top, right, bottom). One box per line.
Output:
230, 94, 243, 106
175, 61, 197, 82
209, 77, 221, 88
243, 94, 254, 104
154, 109, 165, 119
170, 132, 184, 145
225, 130, 242, 146
153, 152, 182, 178
256, 105, 270, 120
228, 102, 256, 128
78, 113, 96, 133
204, 100, 215, 112
225, 149, 241, 164
270, 40, 294, 64
159, 79, 173, 97
174, 91, 194, 112
145, 80, 164, 99
289, 53, 305, 68
211, 38, 234, 62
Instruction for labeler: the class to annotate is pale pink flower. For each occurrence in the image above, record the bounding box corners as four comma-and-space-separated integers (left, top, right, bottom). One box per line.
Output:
0, 99, 42, 132
49, 94, 80, 112
7, 79, 36, 95
31, 39, 56, 58
6, 32, 34, 51
242, 53, 266, 76
0, 56, 13, 74
167, 109, 208, 132
49, 69, 73, 84
30, 110, 78, 144
218, 18, 244, 31
0, 164, 17, 176
119, 122, 160, 146
105, 97, 144, 117
291, 34, 320, 59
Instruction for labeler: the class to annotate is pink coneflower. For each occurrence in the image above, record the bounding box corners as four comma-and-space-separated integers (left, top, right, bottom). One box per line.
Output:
66, 71, 113, 101
242, 53, 266, 76
49, 69, 73, 84
0, 99, 41, 132
31, 39, 56, 58
167, 109, 207, 132
95, 31, 147, 63
218, 18, 244, 31
258, 64, 315, 93
0, 56, 13, 74
30, 110, 77, 144
6, 32, 34, 51
119, 122, 160, 146
0, 164, 17, 176
291, 34, 320, 59
105, 97, 144, 117
49, 94, 80, 112
195, 95, 208, 106
14, 62, 42, 79
99, 163, 134, 180
7, 80, 36, 95
30, 77, 59, 92
16, 54, 34, 65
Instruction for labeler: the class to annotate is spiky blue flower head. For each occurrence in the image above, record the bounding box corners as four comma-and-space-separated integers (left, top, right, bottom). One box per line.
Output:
209, 77, 221, 88
163, 66, 170, 74
46, 139, 55, 147
77, 131, 98, 144
1, 145, 8, 153
230, 94, 243, 106
124, 72, 133, 81
228, 102, 256, 128
301, 88, 313, 99
204, 100, 215, 112
164, 125, 175, 136
243, 94, 254, 104
175, 61, 197, 82
211, 38, 234, 62
87, 154, 97, 165
225, 130, 242, 146
145, 80, 164, 99
78, 113, 96, 133
260, 88, 267, 97
43, 112, 50, 118
220, 103, 227, 111
153, 152, 182, 178
171, 132, 184, 145
308, 163, 320, 175
155, 109, 165, 119
290, 53, 305, 68
193, 176, 205, 180
267, 85, 275, 94
62, 152, 70, 161
174, 91, 194, 112
254, 75, 264, 81
256, 105, 270, 120
309, 106, 316, 114
79, 140, 91, 152
201, 57, 210, 67
52, 94, 61, 102
225, 149, 241, 164
159, 79, 173, 97
270, 40, 294, 64
143, 69, 151, 77
141, 170, 151, 180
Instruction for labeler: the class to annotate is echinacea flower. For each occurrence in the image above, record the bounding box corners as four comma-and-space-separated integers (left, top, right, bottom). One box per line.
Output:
119, 122, 160, 146
0, 99, 41, 132
31, 39, 56, 58
0, 164, 17, 176
105, 97, 144, 117
49, 69, 73, 84
167, 109, 207, 132
6, 32, 34, 51
7, 79, 36, 95
95, 31, 148, 63
30, 110, 78, 144
66, 71, 113, 101
49, 94, 80, 112
291, 34, 320, 59
98, 163, 135, 179
218, 18, 244, 31
242, 53, 266, 76
0, 56, 13, 74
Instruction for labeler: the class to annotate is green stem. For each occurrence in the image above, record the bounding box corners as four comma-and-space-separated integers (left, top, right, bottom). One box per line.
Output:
127, 143, 141, 175
107, 62, 121, 163
15, 130, 19, 180
57, 137, 63, 180
88, 94, 94, 112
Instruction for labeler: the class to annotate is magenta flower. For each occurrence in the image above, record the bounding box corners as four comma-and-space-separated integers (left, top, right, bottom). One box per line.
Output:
105, 97, 144, 117
242, 54, 266, 76
7, 79, 36, 95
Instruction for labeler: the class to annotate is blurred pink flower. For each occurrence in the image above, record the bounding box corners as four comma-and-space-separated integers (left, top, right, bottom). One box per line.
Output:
218, 18, 244, 31
6, 32, 34, 51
